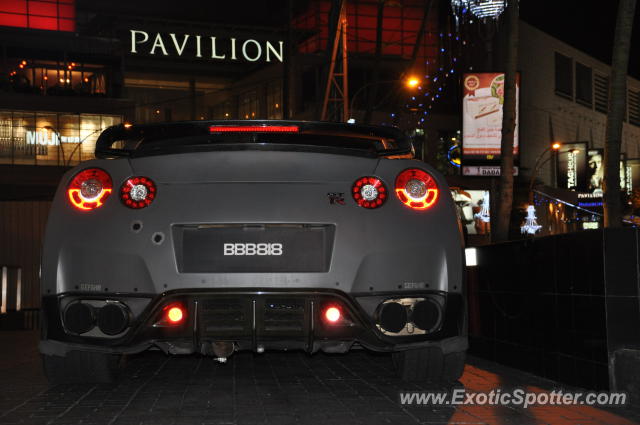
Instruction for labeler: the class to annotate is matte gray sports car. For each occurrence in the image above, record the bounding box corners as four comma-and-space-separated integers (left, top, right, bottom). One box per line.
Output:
39, 121, 467, 384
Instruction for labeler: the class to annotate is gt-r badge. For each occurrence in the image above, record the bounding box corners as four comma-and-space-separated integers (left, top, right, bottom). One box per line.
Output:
327, 192, 345, 205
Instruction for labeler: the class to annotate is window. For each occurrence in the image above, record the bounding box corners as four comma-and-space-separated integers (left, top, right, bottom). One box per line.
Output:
629, 90, 640, 126
0, 0, 76, 32
238, 90, 258, 120
0, 110, 121, 166
266, 81, 283, 119
210, 101, 233, 120
575, 63, 592, 107
594, 74, 609, 114
555, 53, 573, 99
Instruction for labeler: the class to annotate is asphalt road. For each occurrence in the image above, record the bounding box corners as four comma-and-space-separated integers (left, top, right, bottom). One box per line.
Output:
1, 331, 639, 425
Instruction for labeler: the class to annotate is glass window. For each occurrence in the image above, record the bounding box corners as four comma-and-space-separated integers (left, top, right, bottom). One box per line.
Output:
238, 90, 258, 120
35, 112, 61, 165
0, 111, 12, 160
12, 112, 38, 165
266, 81, 283, 119
555, 52, 573, 99
0, 110, 121, 165
58, 113, 80, 165
575, 63, 592, 107
211, 101, 233, 120
79, 114, 102, 162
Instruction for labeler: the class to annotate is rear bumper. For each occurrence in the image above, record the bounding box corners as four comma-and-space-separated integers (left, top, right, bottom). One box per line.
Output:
40, 289, 467, 356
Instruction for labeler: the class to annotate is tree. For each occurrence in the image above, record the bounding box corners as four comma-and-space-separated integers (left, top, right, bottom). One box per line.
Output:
603, 0, 637, 227
493, 0, 519, 242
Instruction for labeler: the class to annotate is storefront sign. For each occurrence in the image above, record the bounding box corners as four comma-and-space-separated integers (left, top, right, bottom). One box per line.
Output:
26, 130, 80, 145
462, 165, 518, 176
129, 30, 284, 63
462, 72, 519, 162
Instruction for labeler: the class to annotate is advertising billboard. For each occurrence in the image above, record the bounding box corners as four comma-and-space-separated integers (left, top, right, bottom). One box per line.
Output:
556, 142, 588, 191
559, 149, 632, 208
626, 159, 640, 192
462, 73, 519, 166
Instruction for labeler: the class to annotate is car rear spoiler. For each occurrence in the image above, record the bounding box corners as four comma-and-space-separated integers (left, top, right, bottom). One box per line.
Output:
94, 120, 414, 159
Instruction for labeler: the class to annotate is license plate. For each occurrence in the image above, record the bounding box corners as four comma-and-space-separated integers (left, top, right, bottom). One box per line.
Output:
176, 225, 334, 273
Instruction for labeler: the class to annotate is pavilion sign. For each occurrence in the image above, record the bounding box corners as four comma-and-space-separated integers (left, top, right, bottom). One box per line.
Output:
128, 30, 284, 63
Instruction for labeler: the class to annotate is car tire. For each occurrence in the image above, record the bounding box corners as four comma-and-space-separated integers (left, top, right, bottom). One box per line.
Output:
393, 347, 466, 383
42, 351, 122, 384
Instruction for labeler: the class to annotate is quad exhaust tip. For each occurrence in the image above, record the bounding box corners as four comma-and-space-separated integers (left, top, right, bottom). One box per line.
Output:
376, 298, 442, 334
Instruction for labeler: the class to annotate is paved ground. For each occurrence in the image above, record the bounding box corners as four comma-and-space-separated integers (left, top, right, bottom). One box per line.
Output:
1, 331, 639, 425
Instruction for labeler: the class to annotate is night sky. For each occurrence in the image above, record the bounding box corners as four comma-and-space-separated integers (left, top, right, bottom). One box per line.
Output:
520, 0, 640, 78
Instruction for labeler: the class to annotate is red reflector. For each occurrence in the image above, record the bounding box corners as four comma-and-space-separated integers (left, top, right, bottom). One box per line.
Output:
66, 168, 113, 211
166, 306, 184, 324
395, 168, 439, 210
209, 125, 299, 133
324, 307, 341, 323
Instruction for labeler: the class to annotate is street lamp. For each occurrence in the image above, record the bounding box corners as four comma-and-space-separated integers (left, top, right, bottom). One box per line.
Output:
528, 142, 562, 203
406, 77, 420, 88
349, 76, 421, 122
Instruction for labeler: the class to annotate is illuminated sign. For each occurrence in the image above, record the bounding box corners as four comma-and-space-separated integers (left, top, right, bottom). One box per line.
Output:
557, 142, 587, 190
26, 130, 79, 145
0, 0, 75, 32
462, 166, 518, 176
557, 145, 631, 204
582, 222, 599, 230
462, 72, 519, 162
627, 159, 640, 193
447, 145, 461, 168
129, 30, 284, 63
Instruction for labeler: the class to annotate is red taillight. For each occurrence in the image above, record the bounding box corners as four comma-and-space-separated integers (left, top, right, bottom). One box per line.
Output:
395, 168, 439, 210
352, 176, 387, 209
67, 168, 113, 211
154, 303, 186, 327
120, 176, 156, 209
324, 306, 342, 323
167, 306, 184, 323
209, 125, 299, 133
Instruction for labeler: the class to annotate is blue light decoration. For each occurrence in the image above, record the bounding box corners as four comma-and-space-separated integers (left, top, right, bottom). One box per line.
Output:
404, 30, 468, 127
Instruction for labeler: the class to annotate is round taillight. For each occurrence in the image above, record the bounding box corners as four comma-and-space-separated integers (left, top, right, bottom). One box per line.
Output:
395, 168, 439, 210
324, 306, 342, 323
352, 176, 387, 209
67, 168, 113, 211
167, 306, 184, 324
121, 176, 156, 209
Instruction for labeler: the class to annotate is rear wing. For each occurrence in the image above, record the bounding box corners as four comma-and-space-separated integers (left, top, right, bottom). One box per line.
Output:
95, 120, 414, 159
